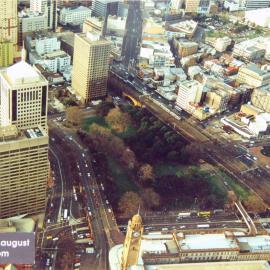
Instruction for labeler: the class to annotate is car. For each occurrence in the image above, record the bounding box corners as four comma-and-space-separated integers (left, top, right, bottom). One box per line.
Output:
224, 181, 228, 186
45, 258, 51, 266
108, 208, 112, 213
82, 153, 85, 157
79, 172, 82, 176
53, 237, 59, 241
85, 164, 88, 168
47, 219, 51, 224
105, 200, 109, 205
87, 173, 91, 177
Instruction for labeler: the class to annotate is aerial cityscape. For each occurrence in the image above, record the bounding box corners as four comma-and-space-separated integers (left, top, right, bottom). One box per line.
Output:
1, 0, 270, 270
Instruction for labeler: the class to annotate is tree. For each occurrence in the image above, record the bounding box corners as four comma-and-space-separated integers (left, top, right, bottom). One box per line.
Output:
142, 188, 160, 209
243, 195, 266, 213
118, 192, 143, 217
95, 101, 114, 117
121, 148, 137, 170
66, 106, 82, 125
138, 164, 155, 182
182, 143, 204, 164
106, 107, 131, 133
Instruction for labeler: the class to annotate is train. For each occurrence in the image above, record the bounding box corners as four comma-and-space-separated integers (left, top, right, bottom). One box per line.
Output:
177, 209, 224, 219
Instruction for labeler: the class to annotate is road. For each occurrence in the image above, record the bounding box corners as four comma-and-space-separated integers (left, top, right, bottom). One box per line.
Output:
109, 64, 270, 207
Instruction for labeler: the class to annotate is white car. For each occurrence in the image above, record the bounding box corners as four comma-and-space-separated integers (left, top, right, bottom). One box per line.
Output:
85, 164, 88, 168
106, 200, 109, 205
87, 173, 91, 177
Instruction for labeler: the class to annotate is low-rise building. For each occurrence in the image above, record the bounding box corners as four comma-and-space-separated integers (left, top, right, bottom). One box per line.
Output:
215, 37, 232, 52
245, 8, 270, 28
251, 87, 270, 113
174, 39, 198, 58
237, 64, 270, 88
166, 20, 198, 39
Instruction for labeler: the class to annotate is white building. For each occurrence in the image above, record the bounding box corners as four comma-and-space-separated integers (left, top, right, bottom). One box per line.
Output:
170, 0, 184, 10
215, 37, 232, 52
0, 60, 48, 131
176, 80, 202, 112
29, 34, 71, 73
245, 8, 270, 28
59, 6, 91, 26
244, 0, 270, 10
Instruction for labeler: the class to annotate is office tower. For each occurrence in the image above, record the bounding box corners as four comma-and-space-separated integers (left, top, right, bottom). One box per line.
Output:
121, 0, 143, 67
185, 0, 211, 13
0, 0, 18, 66
244, 0, 270, 10
0, 59, 48, 131
0, 125, 49, 218
72, 32, 111, 104
92, 0, 119, 17
30, 0, 58, 30
0, 42, 14, 67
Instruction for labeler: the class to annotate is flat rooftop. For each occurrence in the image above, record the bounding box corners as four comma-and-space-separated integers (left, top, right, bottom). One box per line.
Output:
179, 233, 239, 251
238, 235, 270, 253
145, 261, 270, 270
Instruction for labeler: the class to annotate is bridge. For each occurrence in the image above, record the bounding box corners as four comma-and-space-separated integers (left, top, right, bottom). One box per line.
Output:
122, 92, 142, 107
235, 201, 257, 235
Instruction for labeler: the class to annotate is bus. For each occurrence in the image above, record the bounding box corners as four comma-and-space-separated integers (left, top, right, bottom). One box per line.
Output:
63, 209, 68, 220
197, 224, 210, 228
177, 212, 191, 219
197, 211, 211, 218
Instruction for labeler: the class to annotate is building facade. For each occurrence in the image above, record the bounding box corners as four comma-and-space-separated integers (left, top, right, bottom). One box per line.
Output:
0, 0, 18, 66
0, 42, 14, 67
185, 0, 210, 14
92, 0, 119, 17
244, 0, 270, 10
0, 61, 48, 130
59, 6, 92, 26
0, 125, 49, 218
72, 32, 111, 104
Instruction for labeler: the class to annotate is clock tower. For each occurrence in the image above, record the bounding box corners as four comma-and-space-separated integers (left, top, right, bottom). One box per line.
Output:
121, 213, 143, 270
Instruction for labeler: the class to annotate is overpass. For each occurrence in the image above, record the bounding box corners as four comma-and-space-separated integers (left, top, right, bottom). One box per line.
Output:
235, 201, 257, 235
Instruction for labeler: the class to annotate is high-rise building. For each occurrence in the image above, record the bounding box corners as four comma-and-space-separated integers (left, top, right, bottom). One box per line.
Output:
72, 32, 111, 104
30, 0, 58, 30
121, 0, 143, 67
0, 0, 18, 66
0, 125, 49, 218
0, 42, 14, 67
185, 0, 211, 13
92, 0, 119, 17
0, 60, 48, 131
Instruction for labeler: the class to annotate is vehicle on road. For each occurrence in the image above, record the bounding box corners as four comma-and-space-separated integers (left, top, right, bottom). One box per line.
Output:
63, 209, 68, 220
197, 211, 211, 218
197, 224, 210, 228
177, 212, 191, 218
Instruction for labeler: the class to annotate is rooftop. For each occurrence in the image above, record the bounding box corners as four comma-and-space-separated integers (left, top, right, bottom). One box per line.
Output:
238, 236, 270, 253
179, 233, 239, 251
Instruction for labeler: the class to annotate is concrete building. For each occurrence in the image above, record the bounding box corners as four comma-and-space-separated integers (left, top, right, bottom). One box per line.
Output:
169, 0, 184, 10
174, 40, 198, 58
30, 0, 58, 30
18, 12, 48, 46
28, 34, 71, 73
232, 37, 270, 61
59, 6, 92, 26
185, 0, 211, 14
0, 60, 48, 130
110, 213, 270, 270
92, 0, 119, 17
251, 88, 270, 113
244, 0, 270, 10
0, 0, 18, 65
0, 125, 49, 218
0, 0, 18, 46
176, 80, 202, 112
72, 32, 111, 104
215, 37, 232, 52
167, 20, 198, 39
245, 8, 270, 28
0, 42, 14, 67
237, 64, 270, 88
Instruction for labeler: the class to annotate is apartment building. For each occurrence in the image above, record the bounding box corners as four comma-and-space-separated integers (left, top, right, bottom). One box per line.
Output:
0, 42, 14, 67
0, 125, 49, 218
92, 0, 119, 17
185, 0, 210, 14
72, 32, 111, 104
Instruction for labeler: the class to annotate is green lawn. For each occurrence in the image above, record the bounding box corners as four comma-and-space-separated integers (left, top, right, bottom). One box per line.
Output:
154, 163, 192, 177
219, 171, 250, 199
107, 156, 138, 197
81, 116, 107, 131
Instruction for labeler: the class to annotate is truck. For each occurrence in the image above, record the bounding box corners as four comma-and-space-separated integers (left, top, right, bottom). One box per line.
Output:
197, 211, 211, 218
197, 224, 210, 228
